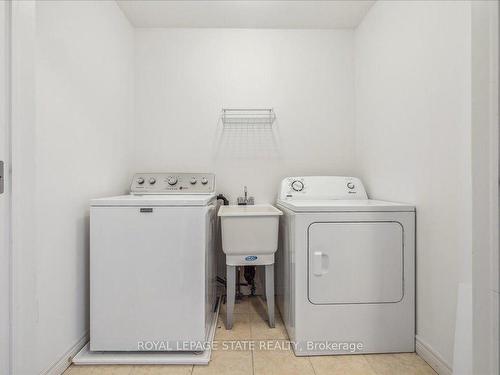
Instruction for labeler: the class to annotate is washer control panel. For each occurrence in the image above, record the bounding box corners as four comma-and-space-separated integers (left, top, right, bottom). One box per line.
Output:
131, 173, 215, 194
279, 176, 368, 201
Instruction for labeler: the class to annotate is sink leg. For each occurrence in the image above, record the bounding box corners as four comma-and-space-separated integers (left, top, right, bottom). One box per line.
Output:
226, 265, 236, 330
265, 264, 275, 328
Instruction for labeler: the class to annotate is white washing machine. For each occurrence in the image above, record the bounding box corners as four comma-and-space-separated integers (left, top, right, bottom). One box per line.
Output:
90, 173, 217, 352
276, 176, 415, 356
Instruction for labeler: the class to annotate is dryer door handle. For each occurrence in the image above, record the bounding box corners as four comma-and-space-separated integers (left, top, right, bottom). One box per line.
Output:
312, 251, 329, 276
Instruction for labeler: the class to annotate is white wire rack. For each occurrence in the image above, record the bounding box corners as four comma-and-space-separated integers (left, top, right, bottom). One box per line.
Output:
221, 108, 276, 128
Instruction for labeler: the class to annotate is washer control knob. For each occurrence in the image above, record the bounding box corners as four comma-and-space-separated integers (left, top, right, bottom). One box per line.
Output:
291, 180, 304, 192
190, 177, 197, 185
167, 177, 178, 186
137, 177, 145, 185
347, 182, 355, 190
201, 177, 208, 185
149, 177, 156, 185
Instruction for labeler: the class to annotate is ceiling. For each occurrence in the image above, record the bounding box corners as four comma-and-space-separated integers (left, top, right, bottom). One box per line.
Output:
117, 1, 375, 29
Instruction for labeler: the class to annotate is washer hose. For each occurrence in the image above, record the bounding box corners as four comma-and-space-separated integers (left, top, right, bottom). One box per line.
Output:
216, 193, 229, 205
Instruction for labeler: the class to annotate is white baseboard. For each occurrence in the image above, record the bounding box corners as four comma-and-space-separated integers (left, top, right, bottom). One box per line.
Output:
416, 335, 453, 375
42, 332, 89, 375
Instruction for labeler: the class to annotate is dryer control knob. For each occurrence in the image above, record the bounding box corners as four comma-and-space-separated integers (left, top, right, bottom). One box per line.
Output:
137, 177, 145, 185
201, 177, 208, 185
291, 180, 304, 192
167, 177, 178, 186
347, 182, 355, 189
190, 177, 197, 185
149, 178, 156, 185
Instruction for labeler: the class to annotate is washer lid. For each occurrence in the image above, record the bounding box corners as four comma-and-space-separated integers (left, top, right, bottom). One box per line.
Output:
276, 199, 415, 212
91, 194, 216, 207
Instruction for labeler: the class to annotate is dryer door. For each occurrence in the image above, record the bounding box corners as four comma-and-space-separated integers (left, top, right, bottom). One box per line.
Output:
308, 222, 403, 304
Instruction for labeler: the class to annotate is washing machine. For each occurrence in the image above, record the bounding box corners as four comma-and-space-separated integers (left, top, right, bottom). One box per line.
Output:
276, 176, 415, 356
90, 173, 217, 351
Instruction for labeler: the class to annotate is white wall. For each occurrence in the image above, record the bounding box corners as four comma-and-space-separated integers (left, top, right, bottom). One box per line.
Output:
12, 1, 134, 373
355, 0, 472, 370
134, 29, 355, 203
11, 2, 38, 373
470, 2, 499, 374
0, 1, 11, 374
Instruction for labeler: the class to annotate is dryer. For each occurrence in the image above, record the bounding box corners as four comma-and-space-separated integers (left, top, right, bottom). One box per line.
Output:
90, 173, 217, 352
276, 176, 415, 356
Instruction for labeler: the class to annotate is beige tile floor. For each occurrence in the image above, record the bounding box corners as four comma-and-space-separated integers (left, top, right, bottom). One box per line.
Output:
65, 296, 436, 375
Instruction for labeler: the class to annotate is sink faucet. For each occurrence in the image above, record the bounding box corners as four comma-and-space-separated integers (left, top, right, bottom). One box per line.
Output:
237, 186, 254, 205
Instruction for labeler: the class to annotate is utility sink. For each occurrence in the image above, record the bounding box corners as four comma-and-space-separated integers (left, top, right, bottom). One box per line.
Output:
218, 204, 283, 266
219, 204, 282, 330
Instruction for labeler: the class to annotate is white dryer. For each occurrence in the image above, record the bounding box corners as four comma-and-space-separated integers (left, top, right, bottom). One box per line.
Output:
90, 173, 217, 352
276, 176, 415, 356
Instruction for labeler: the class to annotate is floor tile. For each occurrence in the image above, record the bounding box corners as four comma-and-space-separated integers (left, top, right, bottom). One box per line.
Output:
63, 366, 95, 375
220, 295, 279, 314
247, 296, 276, 316
64, 350, 436, 375
215, 313, 252, 340
65, 365, 134, 375
250, 313, 288, 340
365, 353, 437, 375
192, 349, 252, 375
130, 364, 193, 374
309, 355, 377, 375
253, 344, 315, 375
220, 298, 252, 314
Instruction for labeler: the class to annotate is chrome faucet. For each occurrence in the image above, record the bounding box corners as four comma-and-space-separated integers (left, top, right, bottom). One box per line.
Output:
237, 186, 254, 205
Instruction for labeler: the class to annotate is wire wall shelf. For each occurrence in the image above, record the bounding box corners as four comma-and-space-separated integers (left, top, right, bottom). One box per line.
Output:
221, 108, 276, 128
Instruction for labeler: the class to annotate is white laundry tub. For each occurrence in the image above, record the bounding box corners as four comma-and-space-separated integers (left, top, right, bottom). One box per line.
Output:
218, 204, 283, 265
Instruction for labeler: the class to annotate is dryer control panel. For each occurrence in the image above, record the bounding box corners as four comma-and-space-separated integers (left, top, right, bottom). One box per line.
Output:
130, 173, 215, 194
279, 176, 368, 201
